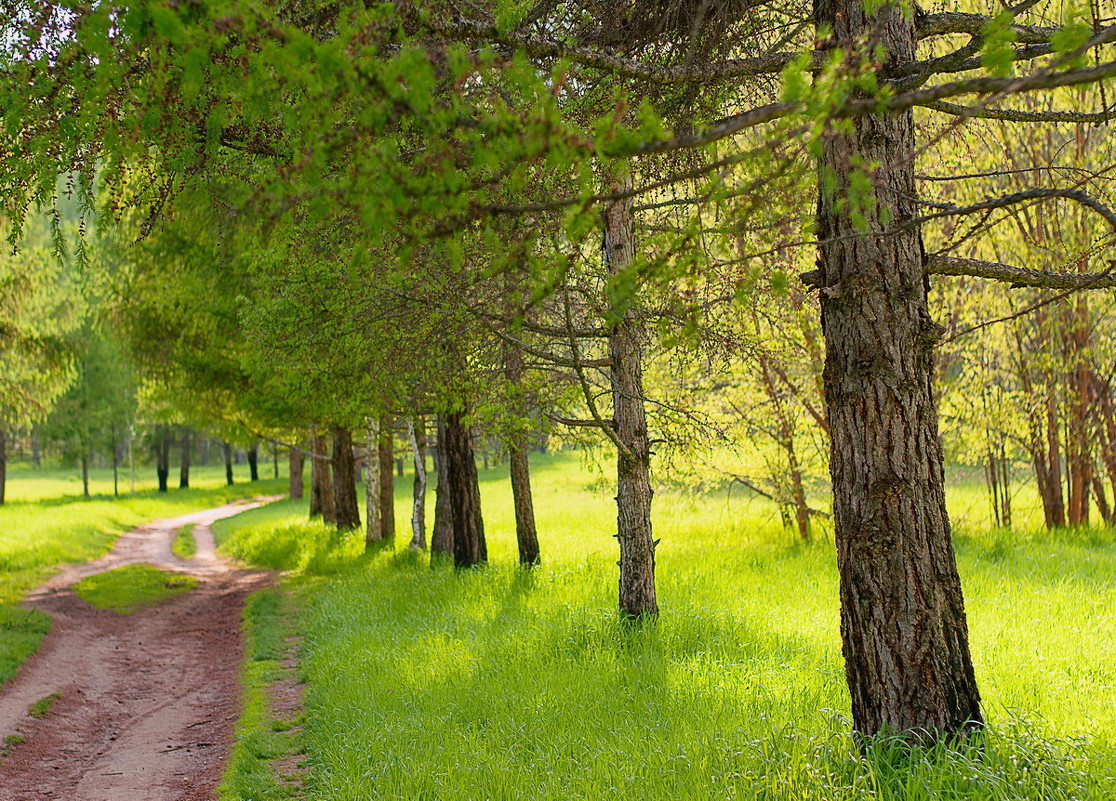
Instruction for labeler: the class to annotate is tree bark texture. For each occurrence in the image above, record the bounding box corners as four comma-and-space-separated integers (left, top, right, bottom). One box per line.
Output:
431, 415, 454, 558
408, 418, 428, 549
444, 411, 486, 567
309, 428, 335, 523
604, 187, 657, 618
332, 425, 361, 531
815, 0, 982, 741
365, 417, 383, 546
509, 439, 541, 566
378, 417, 396, 544
179, 429, 191, 489
289, 446, 304, 499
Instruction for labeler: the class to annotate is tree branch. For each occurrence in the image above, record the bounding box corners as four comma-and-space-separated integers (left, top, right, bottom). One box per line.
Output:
927, 255, 1116, 288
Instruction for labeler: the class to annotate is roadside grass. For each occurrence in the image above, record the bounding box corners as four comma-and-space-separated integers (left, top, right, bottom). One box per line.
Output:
74, 564, 197, 613
219, 587, 304, 801
0, 466, 285, 684
172, 524, 197, 559
214, 452, 1116, 800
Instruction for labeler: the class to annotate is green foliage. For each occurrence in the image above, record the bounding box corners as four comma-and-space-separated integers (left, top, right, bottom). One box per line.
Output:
74, 564, 197, 613
981, 12, 1018, 78
214, 453, 1116, 800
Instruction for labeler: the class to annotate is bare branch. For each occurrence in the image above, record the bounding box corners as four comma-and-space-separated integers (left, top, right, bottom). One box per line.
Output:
927, 255, 1116, 288
920, 99, 1116, 123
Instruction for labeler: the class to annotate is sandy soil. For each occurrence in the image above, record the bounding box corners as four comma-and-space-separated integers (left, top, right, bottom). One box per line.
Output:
0, 497, 282, 801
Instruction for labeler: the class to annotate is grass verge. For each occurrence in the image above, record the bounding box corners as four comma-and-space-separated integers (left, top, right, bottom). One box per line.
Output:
219, 587, 305, 801
74, 564, 197, 613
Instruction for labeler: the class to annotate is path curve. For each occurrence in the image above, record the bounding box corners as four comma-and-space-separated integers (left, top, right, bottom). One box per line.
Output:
0, 496, 282, 801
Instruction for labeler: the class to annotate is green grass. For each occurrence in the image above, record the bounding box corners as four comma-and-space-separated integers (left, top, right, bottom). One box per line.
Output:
172, 524, 197, 559
213, 452, 1116, 800
74, 564, 197, 613
28, 692, 61, 719
0, 463, 285, 684
218, 588, 304, 801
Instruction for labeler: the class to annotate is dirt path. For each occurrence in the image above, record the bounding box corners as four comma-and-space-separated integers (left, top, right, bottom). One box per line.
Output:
0, 497, 282, 801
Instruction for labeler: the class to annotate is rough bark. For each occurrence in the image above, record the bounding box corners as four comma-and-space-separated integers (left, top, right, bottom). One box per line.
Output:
604, 187, 657, 618
179, 430, 191, 489
332, 425, 361, 531
156, 426, 171, 493
289, 446, 304, 499
365, 417, 383, 547
378, 417, 396, 544
222, 441, 234, 487
509, 439, 541, 565
408, 418, 428, 549
247, 440, 260, 482
430, 415, 454, 558
444, 411, 486, 567
309, 428, 335, 523
815, 0, 982, 741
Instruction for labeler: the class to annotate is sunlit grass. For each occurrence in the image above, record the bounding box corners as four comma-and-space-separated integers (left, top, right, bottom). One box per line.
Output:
172, 524, 197, 559
215, 452, 1116, 800
74, 564, 197, 613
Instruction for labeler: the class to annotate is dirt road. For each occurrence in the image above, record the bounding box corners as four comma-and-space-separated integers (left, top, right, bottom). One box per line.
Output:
0, 497, 280, 801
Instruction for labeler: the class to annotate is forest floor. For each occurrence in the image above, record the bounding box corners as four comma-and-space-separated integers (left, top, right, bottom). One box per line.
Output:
0, 497, 280, 801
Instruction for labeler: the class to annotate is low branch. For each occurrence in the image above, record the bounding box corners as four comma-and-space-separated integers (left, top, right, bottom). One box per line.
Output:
921, 99, 1116, 123
543, 412, 612, 428
927, 254, 1116, 288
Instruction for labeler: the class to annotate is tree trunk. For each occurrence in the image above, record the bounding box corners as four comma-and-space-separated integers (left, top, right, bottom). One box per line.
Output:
199, 437, 209, 466
332, 426, 360, 531
222, 441, 234, 486
179, 429, 191, 489
156, 426, 171, 493
444, 411, 486, 567
1, 427, 8, 505
309, 429, 335, 523
604, 187, 657, 618
408, 418, 428, 549
509, 438, 540, 565
1045, 388, 1066, 526
379, 417, 396, 544
82, 451, 90, 498
289, 446, 304, 499
431, 415, 454, 558
814, 0, 982, 741
273, 442, 279, 479
111, 424, 119, 497
247, 440, 260, 482
365, 417, 383, 547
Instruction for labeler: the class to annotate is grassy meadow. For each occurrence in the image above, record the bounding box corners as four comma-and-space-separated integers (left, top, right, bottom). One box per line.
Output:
211, 453, 1116, 801
0, 461, 285, 683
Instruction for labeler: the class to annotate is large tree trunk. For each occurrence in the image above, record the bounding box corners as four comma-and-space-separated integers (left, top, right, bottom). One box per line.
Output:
332, 425, 361, 531
179, 429, 191, 489
444, 411, 486, 567
430, 415, 454, 558
247, 440, 260, 482
408, 418, 428, 549
365, 417, 383, 547
814, 0, 982, 742
309, 428, 335, 523
604, 188, 657, 618
0, 427, 7, 505
222, 441, 234, 486
378, 417, 396, 544
289, 446, 304, 499
156, 426, 171, 493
